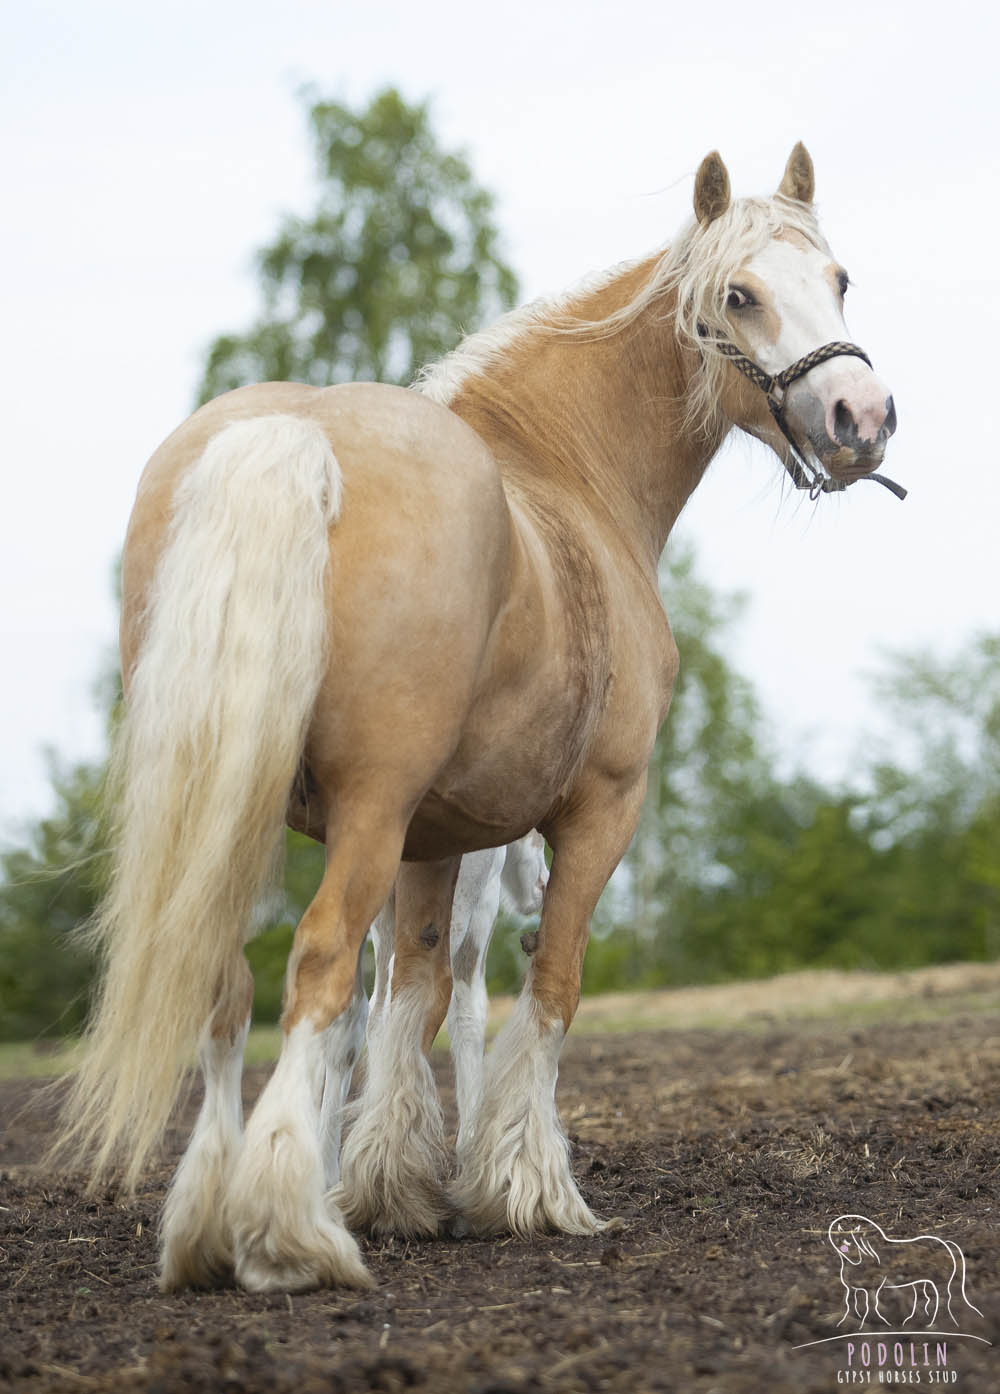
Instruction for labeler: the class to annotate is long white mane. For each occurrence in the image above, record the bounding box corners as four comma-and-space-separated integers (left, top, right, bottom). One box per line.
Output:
415, 194, 828, 438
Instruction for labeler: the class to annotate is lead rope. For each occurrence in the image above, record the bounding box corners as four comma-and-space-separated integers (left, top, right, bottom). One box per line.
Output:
701, 332, 906, 501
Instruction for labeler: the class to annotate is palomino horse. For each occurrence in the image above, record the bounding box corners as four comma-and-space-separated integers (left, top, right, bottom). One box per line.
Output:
52, 144, 897, 1292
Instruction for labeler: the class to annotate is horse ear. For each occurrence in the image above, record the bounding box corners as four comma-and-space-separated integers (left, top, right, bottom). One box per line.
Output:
778, 142, 815, 204
694, 151, 731, 225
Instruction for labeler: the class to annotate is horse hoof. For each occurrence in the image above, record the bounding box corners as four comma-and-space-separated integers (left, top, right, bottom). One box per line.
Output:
234, 1221, 375, 1293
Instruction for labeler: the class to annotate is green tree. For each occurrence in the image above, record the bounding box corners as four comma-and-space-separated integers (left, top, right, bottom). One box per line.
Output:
863, 634, 1000, 964
0, 754, 109, 1039
198, 87, 518, 402
579, 623, 1000, 995
867, 635, 1000, 835
0, 88, 518, 1038
0, 636, 121, 1041
624, 543, 778, 936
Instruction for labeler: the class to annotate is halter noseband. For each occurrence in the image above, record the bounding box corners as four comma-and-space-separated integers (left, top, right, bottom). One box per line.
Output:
702, 331, 906, 501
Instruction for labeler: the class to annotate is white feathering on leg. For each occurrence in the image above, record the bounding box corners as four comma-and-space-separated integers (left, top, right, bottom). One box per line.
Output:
227, 1019, 372, 1292
367, 897, 395, 1044
452, 991, 606, 1237
159, 1016, 249, 1291
447, 848, 504, 1149
336, 986, 450, 1237
448, 968, 491, 1153
319, 977, 368, 1189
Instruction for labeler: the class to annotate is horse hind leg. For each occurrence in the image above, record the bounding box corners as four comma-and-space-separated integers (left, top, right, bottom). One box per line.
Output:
318, 951, 368, 1189
336, 856, 460, 1237
365, 890, 396, 1045
159, 954, 254, 1291
226, 801, 406, 1292
447, 849, 505, 1151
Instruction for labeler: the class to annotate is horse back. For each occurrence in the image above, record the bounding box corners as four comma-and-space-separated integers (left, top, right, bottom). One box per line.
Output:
121, 380, 512, 681
121, 378, 675, 859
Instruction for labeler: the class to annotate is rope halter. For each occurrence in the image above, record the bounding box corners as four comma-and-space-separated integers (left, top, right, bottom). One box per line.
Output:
700, 331, 906, 501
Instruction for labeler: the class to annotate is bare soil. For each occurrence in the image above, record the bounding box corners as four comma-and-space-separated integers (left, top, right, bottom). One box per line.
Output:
3, 986, 1000, 1392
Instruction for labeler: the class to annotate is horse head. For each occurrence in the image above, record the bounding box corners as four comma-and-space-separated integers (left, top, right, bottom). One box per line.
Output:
688, 145, 896, 491
829, 1214, 883, 1269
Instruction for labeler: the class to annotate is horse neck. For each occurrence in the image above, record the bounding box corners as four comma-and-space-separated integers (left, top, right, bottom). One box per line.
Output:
446, 258, 724, 570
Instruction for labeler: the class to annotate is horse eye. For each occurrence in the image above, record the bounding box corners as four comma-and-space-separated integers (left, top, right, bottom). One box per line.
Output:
726, 287, 754, 311
838, 271, 850, 297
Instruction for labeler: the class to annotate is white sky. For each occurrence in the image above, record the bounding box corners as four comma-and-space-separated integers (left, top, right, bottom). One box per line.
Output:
2, 0, 997, 838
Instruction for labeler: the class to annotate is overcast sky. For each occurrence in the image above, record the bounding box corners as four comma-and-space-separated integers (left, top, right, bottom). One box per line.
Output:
2, 0, 997, 838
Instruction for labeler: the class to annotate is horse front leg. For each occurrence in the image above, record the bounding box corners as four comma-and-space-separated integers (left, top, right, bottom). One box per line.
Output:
159, 954, 255, 1290
337, 856, 461, 1237
452, 780, 645, 1236
446, 848, 505, 1150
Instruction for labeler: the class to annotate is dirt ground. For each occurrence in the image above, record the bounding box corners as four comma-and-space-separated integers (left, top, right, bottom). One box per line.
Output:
3, 977, 1000, 1392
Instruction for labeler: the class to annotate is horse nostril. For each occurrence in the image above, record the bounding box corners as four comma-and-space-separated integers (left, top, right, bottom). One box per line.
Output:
884, 395, 897, 437
833, 399, 855, 443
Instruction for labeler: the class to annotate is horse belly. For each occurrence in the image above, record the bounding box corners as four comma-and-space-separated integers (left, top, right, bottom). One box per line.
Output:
401, 681, 596, 860
402, 777, 543, 860
402, 783, 549, 861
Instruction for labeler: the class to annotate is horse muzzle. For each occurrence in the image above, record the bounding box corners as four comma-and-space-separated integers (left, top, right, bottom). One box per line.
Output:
788, 378, 897, 483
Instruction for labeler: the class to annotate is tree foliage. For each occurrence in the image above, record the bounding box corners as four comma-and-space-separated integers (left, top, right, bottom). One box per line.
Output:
3, 90, 1000, 1040
0, 88, 520, 1041
198, 87, 518, 402
0, 754, 108, 1039
541, 562, 1000, 996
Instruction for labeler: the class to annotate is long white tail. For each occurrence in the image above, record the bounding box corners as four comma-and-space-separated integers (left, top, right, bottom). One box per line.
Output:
52, 415, 342, 1192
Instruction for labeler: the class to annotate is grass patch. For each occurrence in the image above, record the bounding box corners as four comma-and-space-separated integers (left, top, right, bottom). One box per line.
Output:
0, 1038, 76, 1080
243, 1026, 283, 1066
2, 962, 998, 1078
561, 986, 1000, 1037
